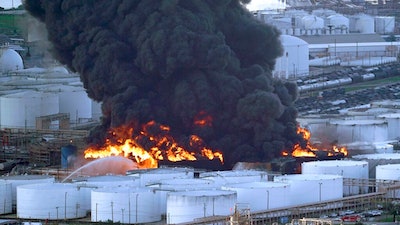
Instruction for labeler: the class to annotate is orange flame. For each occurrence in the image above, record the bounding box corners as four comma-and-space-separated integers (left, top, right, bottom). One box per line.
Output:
193, 111, 213, 127
84, 121, 223, 168
282, 126, 348, 157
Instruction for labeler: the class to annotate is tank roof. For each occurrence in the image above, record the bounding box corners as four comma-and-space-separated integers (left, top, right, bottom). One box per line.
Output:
169, 189, 235, 197
1, 174, 54, 181
275, 174, 342, 181
224, 181, 289, 189
353, 153, 400, 160
377, 164, 400, 170
303, 160, 368, 167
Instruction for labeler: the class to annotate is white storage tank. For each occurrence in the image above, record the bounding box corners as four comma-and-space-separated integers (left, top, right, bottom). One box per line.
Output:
17, 183, 86, 220
273, 35, 309, 79
199, 170, 268, 187
73, 175, 139, 214
376, 164, 400, 198
353, 153, 400, 179
326, 14, 349, 34
126, 167, 194, 186
345, 107, 395, 120
344, 141, 393, 156
0, 91, 59, 128
0, 175, 55, 209
166, 190, 236, 224
377, 113, 400, 140
0, 180, 12, 214
273, 174, 343, 205
375, 16, 395, 34
376, 164, 400, 181
301, 15, 324, 30
297, 115, 340, 144
73, 174, 138, 187
302, 160, 368, 196
371, 100, 400, 109
91, 186, 160, 224
312, 9, 336, 17
329, 119, 388, 146
56, 86, 93, 123
0, 48, 23, 72
373, 142, 394, 153
350, 14, 375, 34
147, 178, 216, 216
92, 100, 102, 121
222, 181, 290, 211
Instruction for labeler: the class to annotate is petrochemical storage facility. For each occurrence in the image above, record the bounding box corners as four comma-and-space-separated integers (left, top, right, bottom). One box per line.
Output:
0, 1, 400, 225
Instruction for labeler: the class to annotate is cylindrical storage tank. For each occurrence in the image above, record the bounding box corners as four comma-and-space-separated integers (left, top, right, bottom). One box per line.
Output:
376, 164, 400, 198
61, 145, 77, 169
0, 175, 55, 210
199, 170, 268, 187
297, 116, 340, 144
294, 28, 301, 36
166, 190, 236, 224
17, 183, 86, 220
273, 174, 343, 206
302, 160, 368, 196
272, 35, 309, 79
147, 178, 216, 216
327, 14, 350, 34
351, 14, 375, 34
344, 142, 392, 156
73, 175, 139, 214
372, 142, 394, 153
371, 100, 400, 109
376, 164, 400, 180
377, 113, 400, 140
329, 119, 388, 146
73, 175, 139, 187
375, 16, 395, 34
91, 187, 160, 224
353, 153, 400, 179
222, 182, 290, 211
58, 87, 93, 124
312, 9, 336, 17
0, 48, 24, 73
0, 91, 59, 129
346, 107, 394, 120
126, 167, 194, 186
301, 15, 324, 30
0, 181, 12, 214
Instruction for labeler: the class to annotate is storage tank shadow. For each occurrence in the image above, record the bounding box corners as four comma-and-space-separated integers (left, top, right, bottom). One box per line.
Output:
61, 145, 77, 169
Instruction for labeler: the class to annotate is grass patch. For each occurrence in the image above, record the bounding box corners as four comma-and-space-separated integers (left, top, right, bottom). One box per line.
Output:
377, 214, 397, 222
0, 13, 25, 36
345, 76, 400, 92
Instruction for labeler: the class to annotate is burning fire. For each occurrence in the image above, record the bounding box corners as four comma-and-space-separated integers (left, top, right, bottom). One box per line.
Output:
84, 120, 223, 168
282, 126, 348, 157
193, 111, 213, 127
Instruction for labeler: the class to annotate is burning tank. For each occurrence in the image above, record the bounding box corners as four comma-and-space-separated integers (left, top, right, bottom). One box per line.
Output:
23, 0, 304, 171
273, 127, 348, 174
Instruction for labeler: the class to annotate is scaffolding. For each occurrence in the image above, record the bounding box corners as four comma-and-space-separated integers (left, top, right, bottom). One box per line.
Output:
229, 204, 252, 225
0, 128, 88, 166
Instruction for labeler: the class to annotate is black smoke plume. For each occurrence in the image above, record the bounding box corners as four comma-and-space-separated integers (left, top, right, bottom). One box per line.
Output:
24, 0, 304, 169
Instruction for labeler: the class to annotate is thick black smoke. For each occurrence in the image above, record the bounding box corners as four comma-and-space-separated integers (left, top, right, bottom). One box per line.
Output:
24, 0, 304, 168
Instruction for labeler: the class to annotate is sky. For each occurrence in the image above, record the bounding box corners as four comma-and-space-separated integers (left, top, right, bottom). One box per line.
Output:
0, 0, 22, 9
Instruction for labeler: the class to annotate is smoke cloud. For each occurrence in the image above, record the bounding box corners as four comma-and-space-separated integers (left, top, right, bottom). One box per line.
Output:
24, 0, 303, 169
